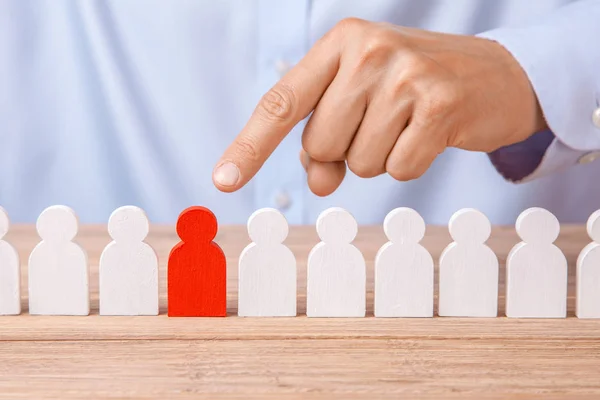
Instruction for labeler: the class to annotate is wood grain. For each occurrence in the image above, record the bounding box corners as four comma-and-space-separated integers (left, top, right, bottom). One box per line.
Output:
1, 223, 600, 399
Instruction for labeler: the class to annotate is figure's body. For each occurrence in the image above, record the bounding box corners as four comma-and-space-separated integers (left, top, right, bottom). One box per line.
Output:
576, 210, 600, 318
238, 208, 296, 317
0, 206, 20, 315
375, 208, 433, 317
439, 209, 499, 317
28, 206, 89, 316
307, 207, 365, 318
506, 208, 567, 318
99, 206, 158, 316
168, 206, 226, 317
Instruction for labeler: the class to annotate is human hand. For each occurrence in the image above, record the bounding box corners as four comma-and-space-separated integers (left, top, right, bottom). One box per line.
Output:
213, 18, 547, 196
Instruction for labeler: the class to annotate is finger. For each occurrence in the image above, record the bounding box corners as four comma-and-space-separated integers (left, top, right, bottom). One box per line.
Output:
301, 65, 369, 163
299, 149, 310, 172
385, 118, 445, 181
300, 149, 346, 196
346, 91, 413, 178
307, 158, 347, 197
214, 34, 342, 192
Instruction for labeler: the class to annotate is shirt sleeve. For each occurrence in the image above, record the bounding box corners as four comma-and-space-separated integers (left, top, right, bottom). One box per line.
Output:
476, 0, 600, 182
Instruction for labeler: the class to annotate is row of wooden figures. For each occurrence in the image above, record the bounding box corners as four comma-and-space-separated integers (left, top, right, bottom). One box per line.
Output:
0, 205, 599, 318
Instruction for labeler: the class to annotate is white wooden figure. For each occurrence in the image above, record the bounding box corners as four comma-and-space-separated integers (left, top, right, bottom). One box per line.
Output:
506, 207, 567, 318
238, 208, 296, 317
28, 205, 89, 315
307, 207, 365, 317
374, 208, 433, 317
576, 209, 600, 318
439, 208, 499, 317
0, 206, 20, 315
99, 206, 158, 316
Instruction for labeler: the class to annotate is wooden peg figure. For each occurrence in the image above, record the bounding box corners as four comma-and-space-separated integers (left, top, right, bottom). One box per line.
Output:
29, 205, 89, 315
576, 209, 600, 318
439, 208, 499, 317
375, 208, 433, 317
307, 207, 366, 317
99, 206, 159, 316
238, 208, 296, 317
0, 206, 20, 315
168, 206, 226, 317
506, 207, 567, 318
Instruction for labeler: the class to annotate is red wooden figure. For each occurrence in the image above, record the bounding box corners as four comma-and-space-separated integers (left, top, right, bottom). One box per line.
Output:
168, 206, 227, 317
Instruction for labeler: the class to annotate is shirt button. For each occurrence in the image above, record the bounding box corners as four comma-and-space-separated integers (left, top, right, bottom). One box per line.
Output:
593, 108, 600, 129
274, 59, 292, 78
274, 190, 292, 211
578, 151, 600, 165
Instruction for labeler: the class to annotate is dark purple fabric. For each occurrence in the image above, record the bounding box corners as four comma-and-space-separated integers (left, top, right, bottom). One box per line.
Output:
487, 130, 555, 182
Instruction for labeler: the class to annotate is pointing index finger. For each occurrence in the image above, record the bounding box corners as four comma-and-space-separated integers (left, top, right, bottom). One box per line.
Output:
213, 34, 342, 192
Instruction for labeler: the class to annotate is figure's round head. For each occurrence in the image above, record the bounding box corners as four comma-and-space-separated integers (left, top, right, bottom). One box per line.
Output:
108, 205, 149, 242
383, 207, 425, 244
516, 207, 559, 244
448, 208, 491, 244
316, 207, 357, 244
587, 209, 600, 243
247, 208, 288, 244
176, 206, 218, 242
36, 205, 79, 242
0, 206, 9, 239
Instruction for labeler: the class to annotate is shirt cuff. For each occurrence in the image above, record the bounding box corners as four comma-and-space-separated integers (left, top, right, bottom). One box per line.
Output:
476, 1, 600, 152
487, 130, 553, 182
476, 0, 600, 181
489, 130, 600, 183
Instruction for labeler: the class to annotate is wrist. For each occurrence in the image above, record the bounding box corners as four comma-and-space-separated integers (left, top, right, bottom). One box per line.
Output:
485, 38, 550, 141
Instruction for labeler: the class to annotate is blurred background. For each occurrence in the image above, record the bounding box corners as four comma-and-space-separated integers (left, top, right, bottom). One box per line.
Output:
1, 0, 599, 225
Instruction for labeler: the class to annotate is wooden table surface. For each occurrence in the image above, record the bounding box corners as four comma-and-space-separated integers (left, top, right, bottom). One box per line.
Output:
1, 224, 599, 399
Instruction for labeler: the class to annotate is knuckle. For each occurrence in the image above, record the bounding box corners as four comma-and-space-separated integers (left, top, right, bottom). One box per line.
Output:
420, 84, 461, 118
392, 55, 432, 91
356, 30, 395, 68
391, 53, 437, 92
389, 76, 415, 98
233, 136, 261, 163
401, 51, 431, 71
347, 157, 382, 178
302, 124, 346, 163
386, 156, 426, 181
257, 83, 297, 122
334, 17, 367, 36
304, 143, 338, 163
387, 165, 425, 181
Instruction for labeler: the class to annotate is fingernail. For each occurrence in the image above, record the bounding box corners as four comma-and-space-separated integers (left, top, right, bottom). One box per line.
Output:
214, 162, 240, 187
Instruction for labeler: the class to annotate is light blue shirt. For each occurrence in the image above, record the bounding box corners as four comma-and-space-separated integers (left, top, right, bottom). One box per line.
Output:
1, 0, 600, 225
